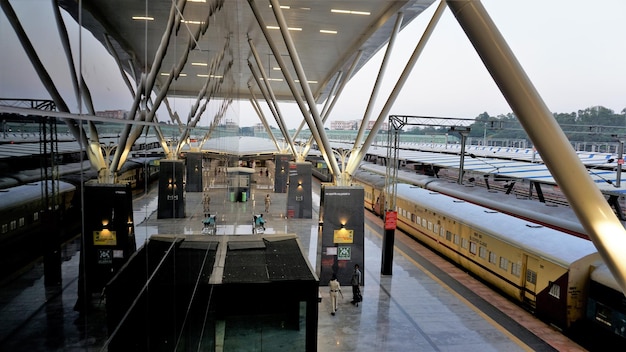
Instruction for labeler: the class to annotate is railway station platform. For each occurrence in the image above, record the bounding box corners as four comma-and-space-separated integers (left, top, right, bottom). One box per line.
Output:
0, 167, 585, 351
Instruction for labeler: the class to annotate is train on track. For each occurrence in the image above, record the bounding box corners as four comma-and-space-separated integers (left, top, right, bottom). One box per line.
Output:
351, 166, 626, 345
355, 163, 589, 239
0, 157, 159, 282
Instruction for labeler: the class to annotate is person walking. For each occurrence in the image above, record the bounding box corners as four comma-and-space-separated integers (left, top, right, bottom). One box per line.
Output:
203, 194, 211, 217
350, 264, 362, 306
329, 274, 342, 315
264, 193, 271, 213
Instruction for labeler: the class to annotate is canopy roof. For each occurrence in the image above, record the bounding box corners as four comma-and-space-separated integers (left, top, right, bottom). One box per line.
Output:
59, 0, 436, 102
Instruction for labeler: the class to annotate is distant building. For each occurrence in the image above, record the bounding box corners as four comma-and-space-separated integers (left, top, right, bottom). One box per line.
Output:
331, 120, 388, 131
330, 120, 357, 130
96, 110, 128, 119
253, 123, 265, 133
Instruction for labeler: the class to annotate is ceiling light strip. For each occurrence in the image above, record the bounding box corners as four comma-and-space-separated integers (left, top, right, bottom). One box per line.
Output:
331, 9, 370, 16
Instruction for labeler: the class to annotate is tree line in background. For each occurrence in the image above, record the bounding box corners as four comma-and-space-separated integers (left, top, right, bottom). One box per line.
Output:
406, 106, 626, 143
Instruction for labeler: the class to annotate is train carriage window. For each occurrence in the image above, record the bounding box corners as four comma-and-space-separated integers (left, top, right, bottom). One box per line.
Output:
439, 227, 445, 238
427, 221, 433, 231
462, 238, 469, 250
10, 220, 16, 231
445, 230, 452, 241
453, 234, 460, 245
1, 224, 6, 234
18, 217, 24, 227
499, 257, 509, 271
411, 214, 416, 223
416, 216, 421, 225
479, 246, 486, 259
548, 282, 561, 299
33, 212, 39, 221
526, 270, 537, 284
511, 262, 521, 277
434, 223, 439, 234
469, 241, 477, 254
489, 252, 497, 264
421, 219, 427, 228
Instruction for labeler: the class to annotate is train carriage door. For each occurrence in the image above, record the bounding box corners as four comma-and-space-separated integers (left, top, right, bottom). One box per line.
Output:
523, 254, 539, 311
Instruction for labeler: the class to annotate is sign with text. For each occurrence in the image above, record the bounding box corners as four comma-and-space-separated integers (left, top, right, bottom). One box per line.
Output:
333, 229, 354, 243
93, 230, 117, 246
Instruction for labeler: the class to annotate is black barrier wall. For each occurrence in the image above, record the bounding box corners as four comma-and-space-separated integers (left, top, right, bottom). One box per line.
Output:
319, 185, 365, 287
274, 154, 291, 193
185, 152, 203, 192
158, 160, 186, 218
286, 162, 312, 219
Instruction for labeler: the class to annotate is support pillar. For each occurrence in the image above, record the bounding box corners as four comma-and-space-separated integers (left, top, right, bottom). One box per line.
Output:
158, 160, 186, 218
318, 185, 364, 288
286, 162, 312, 219
274, 154, 291, 193
185, 152, 203, 192
78, 182, 136, 300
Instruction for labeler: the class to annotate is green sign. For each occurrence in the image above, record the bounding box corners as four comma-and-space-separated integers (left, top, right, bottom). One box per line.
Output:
338, 246, 351, 260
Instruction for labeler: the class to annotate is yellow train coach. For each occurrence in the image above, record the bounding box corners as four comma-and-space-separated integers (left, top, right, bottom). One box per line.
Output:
392, 183, 600, 329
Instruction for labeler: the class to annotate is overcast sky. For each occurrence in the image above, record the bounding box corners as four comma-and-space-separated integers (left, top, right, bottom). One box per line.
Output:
1, 0, 624, 129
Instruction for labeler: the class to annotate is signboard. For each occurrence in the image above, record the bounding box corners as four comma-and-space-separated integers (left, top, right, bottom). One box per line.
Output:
338, 246, 351, 260
333, 229, 354, 243
93, 230, 117, 246
384, 211, 398, 230
97, 249, 113, 264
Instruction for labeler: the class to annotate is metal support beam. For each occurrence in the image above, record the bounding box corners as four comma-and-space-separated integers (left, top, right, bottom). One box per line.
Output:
111, 0, 187, 172
300, 51, 363, 160
293, 70, 342, 142
354, 12, 404, 149
248, 93, 282, 152
345, 1, 447, 177
247, 38, 297, 157
263, 0, 341, 177
0, 0, 98, 168
446, 0, 626, 295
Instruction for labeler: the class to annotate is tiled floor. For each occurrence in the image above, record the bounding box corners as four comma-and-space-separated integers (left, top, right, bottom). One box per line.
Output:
0, 168, 584, 351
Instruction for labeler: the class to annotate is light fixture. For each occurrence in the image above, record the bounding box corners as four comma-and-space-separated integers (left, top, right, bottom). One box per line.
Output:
266, 25, 302, 31
261, 77, 284, 82
132, 16, 154, 21
331, 9, 370, 16
197, 74, 223, 78
319, 29, 337, 34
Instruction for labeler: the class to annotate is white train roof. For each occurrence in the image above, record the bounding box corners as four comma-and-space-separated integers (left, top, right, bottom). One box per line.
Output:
335, 141, 626, 195
394, 183, 599, 268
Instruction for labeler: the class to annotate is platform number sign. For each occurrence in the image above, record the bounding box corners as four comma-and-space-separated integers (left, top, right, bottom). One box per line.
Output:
338, 246, 351, 260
